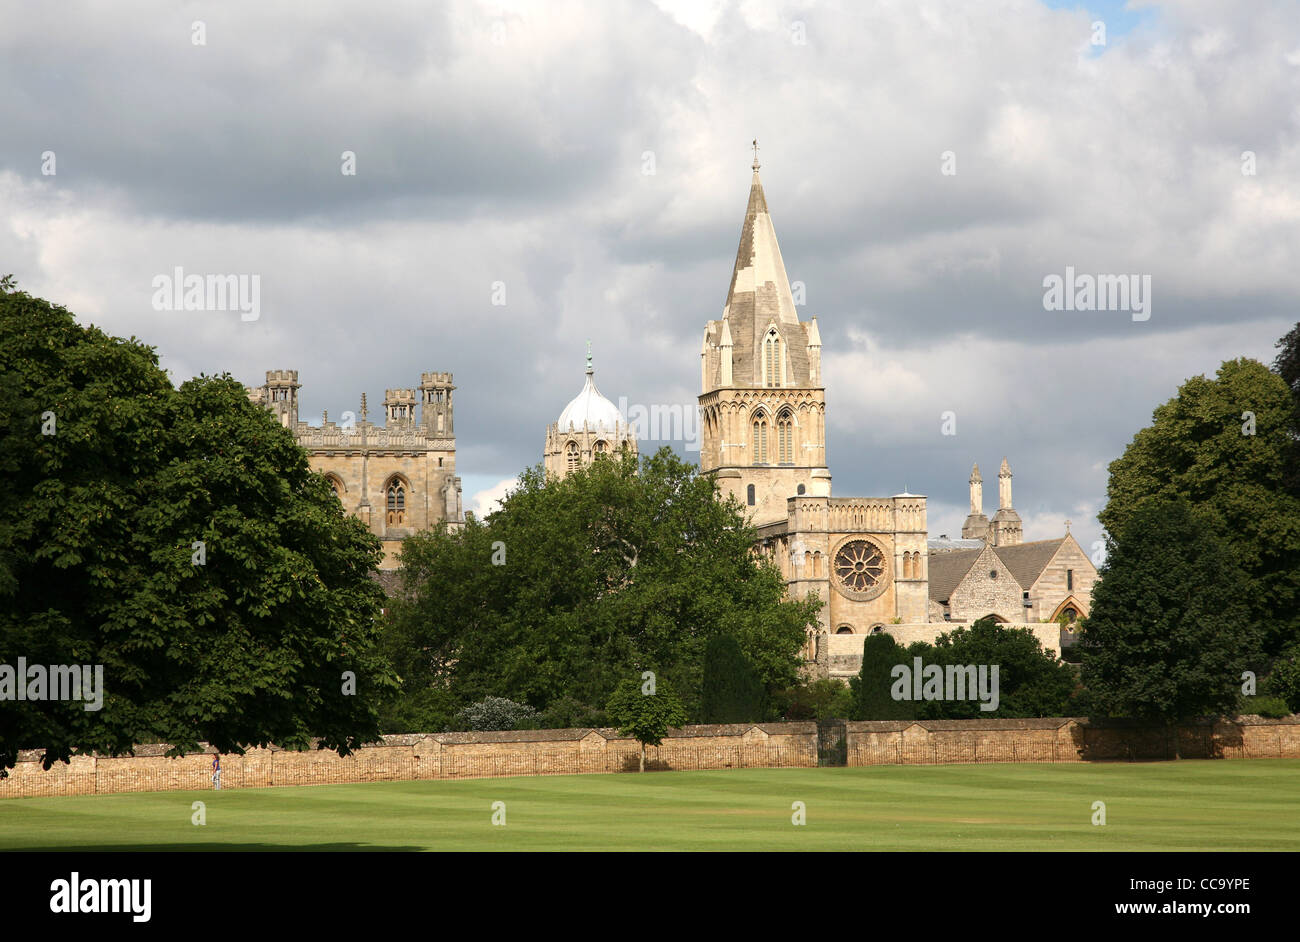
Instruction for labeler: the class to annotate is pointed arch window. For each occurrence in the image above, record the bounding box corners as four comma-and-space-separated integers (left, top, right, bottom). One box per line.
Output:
763, 328, 782, 387
325, 475, 345, 500
565, 441, 580, 473
777, 410, 794, 464
747, 484, 755, 506
593, 440, 607, 455
752, 411, 769, 465
386, 478, 406, 525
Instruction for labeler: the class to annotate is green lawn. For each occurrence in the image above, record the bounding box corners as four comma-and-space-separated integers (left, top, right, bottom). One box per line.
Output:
2, 760, 1298, 851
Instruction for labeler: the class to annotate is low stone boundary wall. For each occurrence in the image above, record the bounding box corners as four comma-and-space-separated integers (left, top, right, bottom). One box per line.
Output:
4, 716, 1296, 798
844, 715, 1300, 765
0, 723, 818, 799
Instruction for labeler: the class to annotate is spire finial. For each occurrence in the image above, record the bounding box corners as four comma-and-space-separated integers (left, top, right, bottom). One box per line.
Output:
1065, 519, 1072, 532
751, 138, 760, 172
586, 339, 593, 375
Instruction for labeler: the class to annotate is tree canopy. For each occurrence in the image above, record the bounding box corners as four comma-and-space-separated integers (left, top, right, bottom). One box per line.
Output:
1081, 497, 1261, 730
0, 283, 394, 774
379, 447, 820, 730
1098, 357, 1300, 657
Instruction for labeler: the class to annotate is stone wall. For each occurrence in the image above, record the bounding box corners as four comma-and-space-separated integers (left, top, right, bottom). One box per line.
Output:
0, 724, 818, 799
845, 715, 1300, 765
5, 717, 1296, 799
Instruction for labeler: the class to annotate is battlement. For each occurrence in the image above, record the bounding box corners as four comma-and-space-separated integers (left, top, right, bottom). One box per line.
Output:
384, 388, 417, 404
265, 369, 299, 385
420, 372, 455, 388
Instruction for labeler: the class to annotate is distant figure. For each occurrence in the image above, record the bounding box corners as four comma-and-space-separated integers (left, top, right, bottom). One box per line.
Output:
211, 754, 221, 790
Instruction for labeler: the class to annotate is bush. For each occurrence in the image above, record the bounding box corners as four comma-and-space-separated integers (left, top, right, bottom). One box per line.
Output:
451, 697, 538, 732
1240, 696, 1293, 719
773, 678, 853, 721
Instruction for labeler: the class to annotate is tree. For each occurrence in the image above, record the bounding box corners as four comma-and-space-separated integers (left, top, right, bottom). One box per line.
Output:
1080, 498, 1262, 753
1267, 646, 1300, 714
382, 447, 820, 726
1272, 321, 1300, 496
452, 696, 537, 731
0, 287, 395, 775
1099, 357, 1300, 657
911, 617, 1076, 719
699, 633, 766, 723
850, 633, 915, 720
606, 673, 688, 772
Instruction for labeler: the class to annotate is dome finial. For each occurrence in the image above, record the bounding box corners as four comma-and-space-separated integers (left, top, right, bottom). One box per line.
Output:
586, 339, 593, 375
751, 138, 760, 172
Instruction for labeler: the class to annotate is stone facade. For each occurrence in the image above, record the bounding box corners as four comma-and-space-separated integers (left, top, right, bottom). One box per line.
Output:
247, 370, 464, 568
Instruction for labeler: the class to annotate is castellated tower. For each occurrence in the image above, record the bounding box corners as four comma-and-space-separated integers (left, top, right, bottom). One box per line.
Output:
990, 457, 1023, 546
245, 369, 463, 569
419, 372, 455, 436
698, 150, 830, 525
263, 369, 300, 428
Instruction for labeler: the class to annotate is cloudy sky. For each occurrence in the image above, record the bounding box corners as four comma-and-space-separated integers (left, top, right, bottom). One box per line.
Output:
3, 0, 1297, 554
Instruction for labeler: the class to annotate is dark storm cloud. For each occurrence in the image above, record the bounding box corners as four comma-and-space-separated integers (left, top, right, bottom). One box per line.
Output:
2, 0, 1298, 544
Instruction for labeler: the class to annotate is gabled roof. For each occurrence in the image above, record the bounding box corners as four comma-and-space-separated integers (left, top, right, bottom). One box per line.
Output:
991, 538, 1066, 589
927, 547, 983, 602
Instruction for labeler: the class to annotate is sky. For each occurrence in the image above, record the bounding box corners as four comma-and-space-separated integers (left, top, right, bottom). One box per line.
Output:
2, 0, 1297, 556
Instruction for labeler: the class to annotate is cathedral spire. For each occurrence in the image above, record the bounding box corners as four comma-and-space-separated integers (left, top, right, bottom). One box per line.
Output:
721, 144, 800, 331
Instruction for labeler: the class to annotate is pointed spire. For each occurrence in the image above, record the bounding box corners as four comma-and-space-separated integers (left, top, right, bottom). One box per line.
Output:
722, 143, 800, 332
998, 457, 1013, 510
806, 315, 821, 347
969, 462, 984, 515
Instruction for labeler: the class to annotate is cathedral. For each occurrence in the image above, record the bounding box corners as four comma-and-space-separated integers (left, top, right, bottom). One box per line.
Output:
246, 369, 464, 569
248, 146, 1096, 676
692, 149, 1097, 676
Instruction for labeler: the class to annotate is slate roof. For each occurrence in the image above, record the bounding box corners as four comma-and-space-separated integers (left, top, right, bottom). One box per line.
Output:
927, 547, 984, 602
926, 537, 1068, 602
991, 538, 1066, 590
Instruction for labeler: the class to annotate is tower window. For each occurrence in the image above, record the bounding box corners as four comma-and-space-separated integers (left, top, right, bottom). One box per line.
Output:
752, 413, 769, 464
747, 484, 755, 506
593, 440, 607, 454
777, 410, 793, 464
797, 483, 806, 495
566, 441, 580, 473
386, 479, 406, 525
763, 329, 781, 387
1067, 569, 1074, 591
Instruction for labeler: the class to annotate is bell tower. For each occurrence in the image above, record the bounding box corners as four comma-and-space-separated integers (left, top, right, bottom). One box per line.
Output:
698, 143, 830, 524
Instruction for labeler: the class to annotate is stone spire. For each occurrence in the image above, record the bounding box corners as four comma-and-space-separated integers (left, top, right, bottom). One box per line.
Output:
961, 461, 990, 540
721, 147, 801, 336
991, 457, 1023, 546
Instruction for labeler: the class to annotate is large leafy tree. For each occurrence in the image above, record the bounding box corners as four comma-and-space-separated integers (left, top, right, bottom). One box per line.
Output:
699, 633, 767, 724
0, 282, 394, 774
1098, 357, 1300, 657
910, 618, 1076, 719
381, 447, 819, 729
850, 633, 915, 720
1080, 497, 1262, 748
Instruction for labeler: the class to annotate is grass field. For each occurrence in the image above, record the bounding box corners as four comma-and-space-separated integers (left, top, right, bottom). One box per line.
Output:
2, 760, 1298, 851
